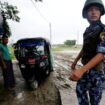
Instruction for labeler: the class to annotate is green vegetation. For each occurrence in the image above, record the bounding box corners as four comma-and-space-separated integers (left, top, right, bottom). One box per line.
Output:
9, 47, 16, 60
52, 44, 81, 52
52, 47, 62, 51
64, 40, 76, 46
0, 1, 20, 37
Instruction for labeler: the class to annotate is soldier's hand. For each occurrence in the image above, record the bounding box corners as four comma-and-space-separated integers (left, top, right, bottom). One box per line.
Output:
69, 70, 80, 81
69, 68, 85, 81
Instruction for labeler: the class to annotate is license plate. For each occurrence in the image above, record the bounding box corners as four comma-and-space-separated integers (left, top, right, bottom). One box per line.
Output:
28, 59, 35, 64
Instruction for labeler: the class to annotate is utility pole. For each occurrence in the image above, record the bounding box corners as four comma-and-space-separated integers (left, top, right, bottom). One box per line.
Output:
31, 0, 52, 44
49, 22, 52, 45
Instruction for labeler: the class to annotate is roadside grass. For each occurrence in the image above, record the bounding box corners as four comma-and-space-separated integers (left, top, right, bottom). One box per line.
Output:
52, 45, 81, 52
9, 47, 16, 60
52, 47, 62, 51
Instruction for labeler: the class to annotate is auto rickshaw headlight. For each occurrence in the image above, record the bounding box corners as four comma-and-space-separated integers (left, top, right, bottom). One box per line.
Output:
40, 62, 45, 67
20, 64, 26, 68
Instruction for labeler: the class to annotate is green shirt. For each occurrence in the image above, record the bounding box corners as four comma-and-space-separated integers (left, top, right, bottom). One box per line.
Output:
0, 43, 11, 60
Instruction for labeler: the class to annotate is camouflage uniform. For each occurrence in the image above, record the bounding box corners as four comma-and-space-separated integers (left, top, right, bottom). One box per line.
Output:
76, 68, 105, 105
76, 0, 105, 105
76, 21, 105, 105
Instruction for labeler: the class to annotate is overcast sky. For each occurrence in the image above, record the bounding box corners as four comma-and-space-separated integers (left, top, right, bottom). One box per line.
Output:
2, 0, 105, 44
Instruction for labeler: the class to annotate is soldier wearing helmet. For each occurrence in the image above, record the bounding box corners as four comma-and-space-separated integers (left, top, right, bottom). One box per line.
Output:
70, 0, 105, 105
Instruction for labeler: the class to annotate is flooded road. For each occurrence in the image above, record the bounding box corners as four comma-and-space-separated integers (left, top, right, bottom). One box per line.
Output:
0, 52, 105, 105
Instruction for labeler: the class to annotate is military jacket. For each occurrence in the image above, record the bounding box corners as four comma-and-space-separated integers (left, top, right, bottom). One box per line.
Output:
81, 21, 105, 65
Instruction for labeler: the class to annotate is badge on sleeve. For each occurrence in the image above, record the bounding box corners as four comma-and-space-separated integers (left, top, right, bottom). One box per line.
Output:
100, 32, 105, 43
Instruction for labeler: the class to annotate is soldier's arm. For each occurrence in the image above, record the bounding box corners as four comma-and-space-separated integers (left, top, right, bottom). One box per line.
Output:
71, 48, 83, 70
69, 53, 104, 81
79, 53, 104, 72
70, 32, 105, 81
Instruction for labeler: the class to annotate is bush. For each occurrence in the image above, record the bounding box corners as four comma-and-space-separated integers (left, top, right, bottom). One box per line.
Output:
64, 40, 76, 46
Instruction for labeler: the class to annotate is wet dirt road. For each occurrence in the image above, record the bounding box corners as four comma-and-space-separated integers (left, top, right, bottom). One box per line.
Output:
0, 60, 61, 105
0, 52, 105, 105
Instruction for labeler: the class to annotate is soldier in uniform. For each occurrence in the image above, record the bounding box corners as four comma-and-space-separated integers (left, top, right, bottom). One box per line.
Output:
70, 0, 105, 105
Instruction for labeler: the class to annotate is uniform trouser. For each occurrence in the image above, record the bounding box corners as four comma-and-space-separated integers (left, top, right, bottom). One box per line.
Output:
76, 69, 105, 105
2, 60, 15, 88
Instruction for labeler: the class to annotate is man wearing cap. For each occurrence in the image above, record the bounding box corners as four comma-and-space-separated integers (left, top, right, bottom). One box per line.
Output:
70, 0, 105, 105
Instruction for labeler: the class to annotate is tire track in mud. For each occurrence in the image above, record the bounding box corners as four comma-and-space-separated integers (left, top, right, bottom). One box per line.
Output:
53, 56, 78, 105
54, 53, 105, 105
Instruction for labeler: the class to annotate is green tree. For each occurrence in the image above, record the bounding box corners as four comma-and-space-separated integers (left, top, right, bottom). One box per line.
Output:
64, 40, 76, 46
0, 1, 20, 37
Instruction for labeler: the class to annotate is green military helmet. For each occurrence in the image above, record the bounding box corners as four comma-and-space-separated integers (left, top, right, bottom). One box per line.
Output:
82, 0, 105, 18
